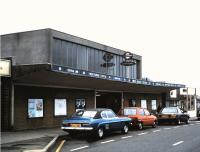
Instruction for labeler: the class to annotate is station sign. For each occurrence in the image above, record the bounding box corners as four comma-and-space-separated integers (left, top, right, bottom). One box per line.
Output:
170, 89, 177, 98
180, 88, 196, 95
52, 65, 185, 88
101, 52, 115, 67
121, 52, 136, 66
0, 59, 11, 77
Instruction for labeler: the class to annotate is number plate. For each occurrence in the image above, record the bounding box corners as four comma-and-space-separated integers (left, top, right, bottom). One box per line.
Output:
70, 124, 81, 127
161, 115, 169, 118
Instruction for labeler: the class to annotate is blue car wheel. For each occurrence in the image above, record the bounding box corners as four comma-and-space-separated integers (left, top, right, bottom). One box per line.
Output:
97, 127, 104, 139
121, 124, 129, 134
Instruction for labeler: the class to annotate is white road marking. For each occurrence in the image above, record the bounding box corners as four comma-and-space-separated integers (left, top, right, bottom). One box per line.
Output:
101, 140, 115, 144
164, 128, 171, 130
173, 141, 184, 146
189, 124, 194, 126
121, 136, 133, 139
70, 146, 89, 151
173, 126, 181, 129
138, 132, 148, 135
153, 129, 161, 133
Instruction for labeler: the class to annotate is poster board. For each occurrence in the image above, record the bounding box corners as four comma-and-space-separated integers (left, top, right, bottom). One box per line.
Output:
151, 100, 157, 110
75, 99, 86, 111
54, 99, 67, 116
141, 100, 147, 109
28, 99, 43, 118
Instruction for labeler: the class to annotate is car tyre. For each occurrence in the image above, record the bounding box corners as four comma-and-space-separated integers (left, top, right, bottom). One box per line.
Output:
152, 121, 157, 128
185, 118, 189, 124
97, 127, 104, 139
121, 124, 129, 134
138, 122, 143, 130
176, 119, 181, 125
69, 132, 77, 138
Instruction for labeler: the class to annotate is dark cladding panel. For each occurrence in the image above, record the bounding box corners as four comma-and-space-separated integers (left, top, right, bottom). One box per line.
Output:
77, 45, 88, 70
72, 43, 77, 68
116, 55, 120, 77
119, 56, 123, 77
88, 48, 95, 72
61, 40, 68, 67
99, 51, 107, 74
52, 38, 138, 79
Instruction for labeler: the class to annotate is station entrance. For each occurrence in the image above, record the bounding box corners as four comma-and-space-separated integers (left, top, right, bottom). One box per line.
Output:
96, 91, 122, 114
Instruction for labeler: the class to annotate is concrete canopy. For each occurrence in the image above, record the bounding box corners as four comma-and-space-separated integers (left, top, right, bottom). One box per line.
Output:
12, 64, 183, 94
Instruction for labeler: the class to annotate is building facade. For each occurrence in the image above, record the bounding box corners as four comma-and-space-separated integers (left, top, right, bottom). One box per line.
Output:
1, 29, 184, 130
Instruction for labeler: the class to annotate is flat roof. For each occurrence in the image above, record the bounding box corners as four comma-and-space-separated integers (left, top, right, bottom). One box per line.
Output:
1, 28, 142, 60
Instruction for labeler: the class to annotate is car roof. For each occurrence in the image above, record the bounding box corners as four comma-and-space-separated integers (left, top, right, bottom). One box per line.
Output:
80, 108, 113, 112
124, 107, 145, 109
162, 106, 178, 109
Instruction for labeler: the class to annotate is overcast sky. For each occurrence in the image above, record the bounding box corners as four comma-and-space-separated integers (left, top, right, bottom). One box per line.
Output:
1, 0, 200, 94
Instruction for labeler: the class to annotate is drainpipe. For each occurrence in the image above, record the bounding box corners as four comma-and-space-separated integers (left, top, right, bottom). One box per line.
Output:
94, 90, 96, 108
11, 84, 14, 129
121, 92, 124, 110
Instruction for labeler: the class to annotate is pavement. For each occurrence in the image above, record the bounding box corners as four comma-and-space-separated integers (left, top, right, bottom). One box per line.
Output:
1, 127, 67, 152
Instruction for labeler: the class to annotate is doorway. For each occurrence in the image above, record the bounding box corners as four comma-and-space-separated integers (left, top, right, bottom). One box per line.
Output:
96, 91, 122, 114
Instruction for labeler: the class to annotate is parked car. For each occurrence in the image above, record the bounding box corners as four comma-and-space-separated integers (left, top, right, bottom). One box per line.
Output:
61, 108, 131, 139
157, 107, 190, 125
119, 107, 157, 130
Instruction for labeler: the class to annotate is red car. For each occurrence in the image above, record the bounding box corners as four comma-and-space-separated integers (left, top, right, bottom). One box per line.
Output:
119, 107, 157, 130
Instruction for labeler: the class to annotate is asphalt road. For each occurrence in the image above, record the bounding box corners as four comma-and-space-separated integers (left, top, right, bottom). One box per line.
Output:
54, 121, 200, 152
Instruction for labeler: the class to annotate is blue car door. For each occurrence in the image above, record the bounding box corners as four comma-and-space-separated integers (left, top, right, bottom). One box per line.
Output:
106, 110, 122, 131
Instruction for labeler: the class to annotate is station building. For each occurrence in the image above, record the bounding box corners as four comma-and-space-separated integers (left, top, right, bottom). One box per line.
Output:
1, 29, 184, 131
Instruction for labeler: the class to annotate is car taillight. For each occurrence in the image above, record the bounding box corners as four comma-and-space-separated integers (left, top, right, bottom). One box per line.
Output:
170, 114, 176, 118
62, 122, 69, 127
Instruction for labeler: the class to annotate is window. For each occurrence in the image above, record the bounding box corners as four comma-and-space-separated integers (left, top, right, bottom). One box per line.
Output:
139, 109, 145, 116
141, 100, 147, 109
161, 107, 178, 114
144, 109, 150, 116
124, 108, 137, 116
188, 96, 195, 111
28, 99, 43, 118
54, 99, 67, 116
151, 100, 157, 110
73, 110, 97, 118
106, 110, 116, 118
101, 111, 107, 118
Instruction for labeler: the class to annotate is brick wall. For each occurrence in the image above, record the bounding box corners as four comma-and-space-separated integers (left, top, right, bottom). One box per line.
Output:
14, 85, 94, 130
123, 93, 162, 112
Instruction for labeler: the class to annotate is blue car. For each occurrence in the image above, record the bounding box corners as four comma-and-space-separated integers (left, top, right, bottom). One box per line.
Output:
61, 108, 131, 139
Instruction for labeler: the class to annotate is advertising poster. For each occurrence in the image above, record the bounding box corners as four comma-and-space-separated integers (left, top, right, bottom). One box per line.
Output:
151, 100, 157, 110
54, 99, 67, 116
75, 99, 86, 111
141, 100, 147, 109
28, 99, 43, 118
